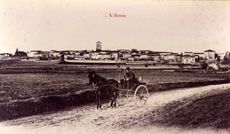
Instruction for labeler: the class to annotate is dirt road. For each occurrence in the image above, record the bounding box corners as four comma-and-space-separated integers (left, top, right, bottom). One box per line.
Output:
1, 84, 230, 134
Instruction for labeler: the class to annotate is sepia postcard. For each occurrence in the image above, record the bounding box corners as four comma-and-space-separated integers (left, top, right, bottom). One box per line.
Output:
0, 0, 230, 134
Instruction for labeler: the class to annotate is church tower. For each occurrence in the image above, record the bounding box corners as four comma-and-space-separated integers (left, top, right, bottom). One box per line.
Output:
96, 41, 101, 52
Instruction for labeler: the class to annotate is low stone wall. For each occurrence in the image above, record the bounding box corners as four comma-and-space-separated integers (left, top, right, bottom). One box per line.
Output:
0, 79, 229, 122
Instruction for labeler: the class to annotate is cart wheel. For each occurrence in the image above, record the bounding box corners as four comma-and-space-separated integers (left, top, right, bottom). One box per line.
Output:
116, 91, 130, 106
134, 85, 149, 106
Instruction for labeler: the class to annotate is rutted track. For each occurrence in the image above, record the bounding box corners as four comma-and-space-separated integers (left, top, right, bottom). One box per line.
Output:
1, 84, 230, 134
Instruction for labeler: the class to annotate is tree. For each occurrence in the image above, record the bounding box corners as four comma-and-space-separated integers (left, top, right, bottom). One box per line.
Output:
223, 52, 230, 64
131, 49, 138, 53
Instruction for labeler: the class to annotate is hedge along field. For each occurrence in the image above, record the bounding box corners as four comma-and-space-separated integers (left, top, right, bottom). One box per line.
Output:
0, 71, 224, 103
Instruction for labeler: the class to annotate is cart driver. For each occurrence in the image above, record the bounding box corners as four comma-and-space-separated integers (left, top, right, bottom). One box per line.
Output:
124, 67, 136, 89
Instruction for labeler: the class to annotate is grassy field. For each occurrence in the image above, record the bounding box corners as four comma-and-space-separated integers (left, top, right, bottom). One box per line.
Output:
0, 72, 225, 103
0, 60, 229, 103
155, 88, 230, 129
0, 73, 88, 103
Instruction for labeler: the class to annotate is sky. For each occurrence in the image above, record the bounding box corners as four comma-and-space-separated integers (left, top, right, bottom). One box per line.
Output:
0, 0, 230, 54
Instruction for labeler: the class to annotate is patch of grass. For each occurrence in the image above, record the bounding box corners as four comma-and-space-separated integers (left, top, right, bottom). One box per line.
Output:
0, 73, 89, 102
156, 89, 230, 129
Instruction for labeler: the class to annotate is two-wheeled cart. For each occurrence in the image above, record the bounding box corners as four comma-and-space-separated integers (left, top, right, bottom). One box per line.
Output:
116, 81, 149, 106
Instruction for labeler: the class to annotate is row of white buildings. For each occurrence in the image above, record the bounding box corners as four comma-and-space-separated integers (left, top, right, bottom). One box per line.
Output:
25, 49, 224, 64
0, 48, 227, 64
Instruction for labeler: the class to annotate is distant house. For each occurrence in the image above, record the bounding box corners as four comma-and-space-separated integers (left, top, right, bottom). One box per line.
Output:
123, 53, 132, 60
119, 50, 131, 60
152, 54, 161, 62
50, 50, 61, 59
37, 51, 52, 60
131, 51, 140, 61
204, 50, 216, 60
65, 54, 75, 60
14, 48, 27, 58
111, 51, 119, 60
0, 53, 12, 60
103, 50, 119, 60
139, 51, 148, 61
224, 51, 230, 60
74, 54, 84, 60
217, 53, 225, 61
147, 51, 161, 62
140, 50, 151, 55
158, 52, 172, 61
73, 51, 80, 56
60, 50, 69, 55
60, 50, 75, 60
90, 50, 113, 60
27, 50, 43, 58
43, 51, 52, 57
182, 55, 196, 64
87, 50, 93, 53
98, 51, 112, 60
127, 57, 135, 61
27, 51, 37, 58
163, 53, 181, 63
183, 52, 194, 56
159, 52, 172, 56
79, 50, 87, 56
91, 51, 100, 60
72, 51, 84, 60
83, 52, 91, 60
194, 52, 205, 61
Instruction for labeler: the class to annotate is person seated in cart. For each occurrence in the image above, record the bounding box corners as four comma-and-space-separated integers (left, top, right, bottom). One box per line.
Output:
124, 67, 137, 89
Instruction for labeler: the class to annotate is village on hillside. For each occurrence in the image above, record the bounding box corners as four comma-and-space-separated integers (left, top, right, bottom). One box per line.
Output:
1, 41, 230, 65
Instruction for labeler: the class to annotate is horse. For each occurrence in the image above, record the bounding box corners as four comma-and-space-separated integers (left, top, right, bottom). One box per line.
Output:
88, 71, 119, 109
